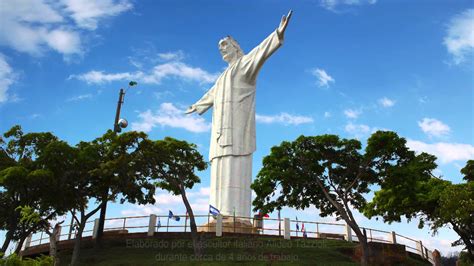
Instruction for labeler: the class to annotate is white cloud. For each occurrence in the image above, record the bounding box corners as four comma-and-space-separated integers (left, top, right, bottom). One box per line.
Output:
344, 122, 371, 138
69, 70, 138, 84
0, 0, 79, 56
320, 0, 377, 12
418, 118, 451, 137
62, 0, 133, 30
70, 62, 219, 85
0, 0, 132, 58
344, 108, 361, 119
158, 51, 185, 61
3, 0, 64, 24
378, 97, 395, 107
44, 29, 82, 54
324, 111, 331, 118
131, 102, 211, 133
443, 9, 474, 64
311, 68, 335, 88
144, 62, 218, 84
256, 113, 314, 126
121, 186, 211, 217
0, 54, 17, 103
407, 139, 474, 164
66, 93, 93, 102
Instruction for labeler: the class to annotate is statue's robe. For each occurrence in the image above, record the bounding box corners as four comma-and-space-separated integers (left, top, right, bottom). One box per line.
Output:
192, 30, 283, 217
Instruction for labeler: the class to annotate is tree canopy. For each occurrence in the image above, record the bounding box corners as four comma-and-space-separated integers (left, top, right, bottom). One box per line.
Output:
251, 131, 435, 265
365, 160, 474, 260
143, 137, 207, 255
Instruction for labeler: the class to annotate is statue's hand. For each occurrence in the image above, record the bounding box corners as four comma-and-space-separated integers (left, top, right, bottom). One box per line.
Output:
277, 10, 293, 38
185, 105, 197, 114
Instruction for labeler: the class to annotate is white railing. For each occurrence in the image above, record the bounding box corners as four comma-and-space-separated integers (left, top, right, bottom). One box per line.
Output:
22, 214, 434, 264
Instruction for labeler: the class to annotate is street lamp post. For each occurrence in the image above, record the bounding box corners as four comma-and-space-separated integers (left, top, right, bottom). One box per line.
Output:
96, 81, 136, 243
113, 88, 126, 133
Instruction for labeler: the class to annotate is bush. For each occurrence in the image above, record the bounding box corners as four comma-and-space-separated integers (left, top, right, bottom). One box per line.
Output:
0, 254, 53, 266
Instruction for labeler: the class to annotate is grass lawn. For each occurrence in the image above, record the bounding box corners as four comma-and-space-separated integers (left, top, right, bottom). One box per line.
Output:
58, 236, 359, 265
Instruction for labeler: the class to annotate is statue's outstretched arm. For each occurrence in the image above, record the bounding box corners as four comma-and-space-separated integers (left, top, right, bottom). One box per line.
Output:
277, 10, 293, 40
185, 85, 216, 115
242, 11, 292, 82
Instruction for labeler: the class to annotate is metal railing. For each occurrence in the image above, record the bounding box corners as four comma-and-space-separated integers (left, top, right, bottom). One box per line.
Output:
22, 213, 435, 264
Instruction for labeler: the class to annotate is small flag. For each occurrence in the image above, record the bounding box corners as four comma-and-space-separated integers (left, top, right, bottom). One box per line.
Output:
168, 210, 180, 221
157, 218, 161, 228
301, 222, 305, 232
209, 205, 220, 216
303, 229, 307, 238
296, 216, 300, 231
258, 211, 270, 218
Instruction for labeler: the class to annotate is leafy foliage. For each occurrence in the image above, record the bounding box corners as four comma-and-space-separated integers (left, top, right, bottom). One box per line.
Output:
145, 137, 207, 194
251, 131, 432, 265
365, 159, 474, 259
143, 137, 207, 255
0, 253, 53, 266
0, 126, 65, 254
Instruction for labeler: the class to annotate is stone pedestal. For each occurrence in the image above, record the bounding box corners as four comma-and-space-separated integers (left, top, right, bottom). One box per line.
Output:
198, 217, 257, 234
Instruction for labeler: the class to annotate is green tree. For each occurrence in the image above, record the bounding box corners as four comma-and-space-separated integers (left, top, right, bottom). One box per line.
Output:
0, 126, 64, 255
251, 132, 426, 266
143, 137, 207, 255
89, 130, 157, 245
66, 130, 156, 266
365, 160, 474, 260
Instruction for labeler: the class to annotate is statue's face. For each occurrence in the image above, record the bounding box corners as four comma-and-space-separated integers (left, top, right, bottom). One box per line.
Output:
219, 38, 238, 63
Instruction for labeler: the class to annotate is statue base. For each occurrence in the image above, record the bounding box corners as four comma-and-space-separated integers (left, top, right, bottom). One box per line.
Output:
198, 217, 258, 234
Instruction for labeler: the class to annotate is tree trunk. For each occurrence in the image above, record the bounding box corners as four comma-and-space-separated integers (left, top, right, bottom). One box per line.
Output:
48, 224, 61, 266
1, 230, 13, 256
13, 234, 27, 254
451, 223, 474, 260
95, 194, 108, 246
354, 229, 369, 266
70, 223, 85, 266
179, 185, 201, 256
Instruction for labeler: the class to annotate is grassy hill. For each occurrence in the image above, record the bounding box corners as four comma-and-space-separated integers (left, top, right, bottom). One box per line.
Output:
45, 233, 431, 265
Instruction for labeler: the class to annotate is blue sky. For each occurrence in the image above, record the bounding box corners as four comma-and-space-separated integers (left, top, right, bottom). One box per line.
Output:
1, 0, 473, 255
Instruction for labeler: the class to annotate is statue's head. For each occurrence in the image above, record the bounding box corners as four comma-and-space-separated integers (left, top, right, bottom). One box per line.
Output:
219, 36, 243, 64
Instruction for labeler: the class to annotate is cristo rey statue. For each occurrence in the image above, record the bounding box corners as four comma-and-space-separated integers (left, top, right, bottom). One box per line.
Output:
186, 11, 292, 219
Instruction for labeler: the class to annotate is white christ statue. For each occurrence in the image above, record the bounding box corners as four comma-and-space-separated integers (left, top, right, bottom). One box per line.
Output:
186, 11, 292, 218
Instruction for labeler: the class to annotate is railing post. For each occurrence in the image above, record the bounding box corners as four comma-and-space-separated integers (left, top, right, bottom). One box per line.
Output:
207, 214, 210, 232
24, 234, 33, 249
55, 225, 62, 241
92, 218, 100, 239
390, 231, 397, 244
123, 218, 126, 230
416, 240, 424, 257
345, 224, 352, 242
216, 214, 223, 237
433, 249, 442, 266
148, 214, 157, 236
315, 223, 320, 238
284, 218, 290, 240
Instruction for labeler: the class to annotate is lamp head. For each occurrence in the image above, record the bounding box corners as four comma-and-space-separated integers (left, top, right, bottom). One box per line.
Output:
118, 118, 128, 129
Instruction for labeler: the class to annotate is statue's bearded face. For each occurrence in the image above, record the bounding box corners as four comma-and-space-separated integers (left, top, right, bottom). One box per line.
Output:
219, 38, 240, 63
